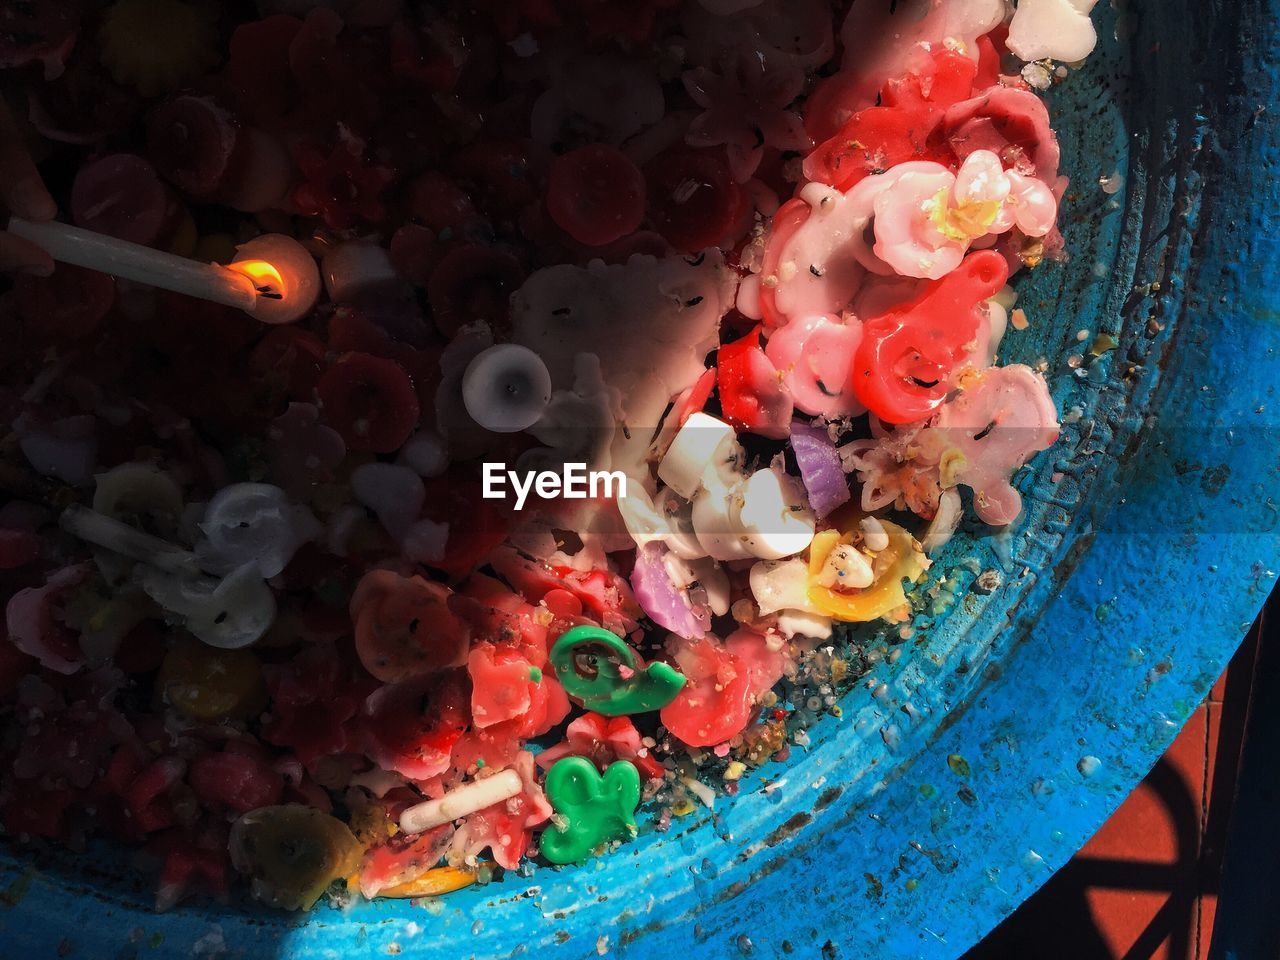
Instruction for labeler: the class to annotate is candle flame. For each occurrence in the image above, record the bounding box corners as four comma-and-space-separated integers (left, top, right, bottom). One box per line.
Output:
228, 259, 286, 300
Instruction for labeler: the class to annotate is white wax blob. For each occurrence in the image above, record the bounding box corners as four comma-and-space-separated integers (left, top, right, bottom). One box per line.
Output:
734, 467, 816, 561
92, 462, 183, 532
774, 608, 834, 641
322, 240, 400, 304
651, 412, 813, 562
749, 557, 826, 616
195, 482, 321, 579
922, 489, 964, 554
398, 430, 450, 478
14, 413, 97, 486
401, 518, 449, 565
349, 462, 450, 564
691, 480, 752, 561
350, 462, 424, 538
677, 554, 731, 616
657, 412, 742, 500
462, 344, 554, 434
813, 542, 874, 590
137, 563, 276, 650
616, 484, 671, 550
1007, 0, 1100, 64
653, 488, 707, 560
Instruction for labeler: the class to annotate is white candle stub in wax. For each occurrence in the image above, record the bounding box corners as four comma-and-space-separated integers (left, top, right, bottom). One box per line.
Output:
398, 769, 524, 834
658, 412, 742, 501
462, 344, 554, 433
734, 467, 816, 560
59, 503, 278, 649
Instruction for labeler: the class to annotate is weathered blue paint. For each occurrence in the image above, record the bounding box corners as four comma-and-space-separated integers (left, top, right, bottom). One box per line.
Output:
2, 1, 1279, 958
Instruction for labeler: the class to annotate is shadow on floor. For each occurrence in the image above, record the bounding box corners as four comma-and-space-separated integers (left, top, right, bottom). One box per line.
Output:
962, 612, 1262, 960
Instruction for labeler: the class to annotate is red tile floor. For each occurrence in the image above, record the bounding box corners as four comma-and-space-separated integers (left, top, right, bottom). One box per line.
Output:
961, 618, 1263, 960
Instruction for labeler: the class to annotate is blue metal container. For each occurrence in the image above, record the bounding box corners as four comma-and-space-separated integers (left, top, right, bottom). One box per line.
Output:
3, 1, 1279, 957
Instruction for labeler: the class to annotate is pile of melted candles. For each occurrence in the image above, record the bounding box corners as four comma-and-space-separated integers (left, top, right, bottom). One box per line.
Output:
0, 0, 1092, 913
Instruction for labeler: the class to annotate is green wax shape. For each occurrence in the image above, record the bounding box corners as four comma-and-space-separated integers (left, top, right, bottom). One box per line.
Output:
549, 625, 686, 717
541, 757, 641, 865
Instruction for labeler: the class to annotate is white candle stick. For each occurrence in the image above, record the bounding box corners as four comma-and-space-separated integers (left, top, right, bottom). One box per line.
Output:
9, 217, 259, 311
8, 218, 321, 324
60, 504, 202, 577
398, 769, 523, 835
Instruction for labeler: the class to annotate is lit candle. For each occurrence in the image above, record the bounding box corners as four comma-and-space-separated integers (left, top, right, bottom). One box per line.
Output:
229, 233, 321, 325
6, 218, 319, 323
462, 344, 553, 433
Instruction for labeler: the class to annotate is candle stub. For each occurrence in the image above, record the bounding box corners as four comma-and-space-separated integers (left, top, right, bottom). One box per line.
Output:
398, 769, 524, 834
657, 412, 741, 500
462, 344, 554, 433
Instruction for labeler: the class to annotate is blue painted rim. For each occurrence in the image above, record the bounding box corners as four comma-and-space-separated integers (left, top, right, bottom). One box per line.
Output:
3, 2, 1279, 957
